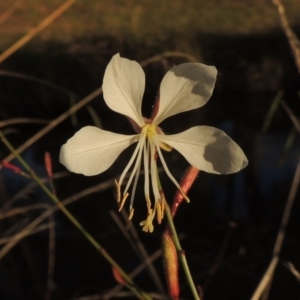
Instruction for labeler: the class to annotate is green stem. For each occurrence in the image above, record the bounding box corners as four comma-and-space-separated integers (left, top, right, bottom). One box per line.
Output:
0, 130, 151, 300
165, 203, 201, 300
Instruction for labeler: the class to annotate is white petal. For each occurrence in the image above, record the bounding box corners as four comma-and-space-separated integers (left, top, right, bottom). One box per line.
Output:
153, 63, 217, 125
102, 53, 145, 126
157, 126, 248, 174
59, 126, 138, 176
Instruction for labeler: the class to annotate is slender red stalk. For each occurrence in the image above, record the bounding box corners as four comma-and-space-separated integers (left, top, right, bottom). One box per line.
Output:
112, 266, 126, 285
0, 161, 22, 173
44, 151, 53, 178
171, 166, 199, 217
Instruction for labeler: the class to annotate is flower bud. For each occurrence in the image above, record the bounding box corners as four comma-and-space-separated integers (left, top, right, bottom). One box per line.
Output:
162, 231, 179, 300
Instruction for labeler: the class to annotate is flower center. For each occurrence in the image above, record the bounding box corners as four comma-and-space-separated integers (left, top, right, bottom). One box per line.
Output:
143, 124, 157, 140
143, 123, 172, 152
115, 122, 189, 233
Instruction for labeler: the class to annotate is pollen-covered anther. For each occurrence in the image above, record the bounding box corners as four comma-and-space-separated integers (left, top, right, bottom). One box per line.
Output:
156, 201, 163, 224
159, 142, 172, 152
118, 192, 129, 211
159, 190, 166, 211
155, 190, 169, 221
154, 127, 172, 152
129, 208, 134, 220
140, 209, 154, 233
114, 180, 121, 202
161, 195, 166, 213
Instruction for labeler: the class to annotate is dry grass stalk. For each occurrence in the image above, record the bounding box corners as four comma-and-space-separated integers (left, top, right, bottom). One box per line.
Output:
0, 0, 76, 64
0, 1, 21, 27
272, 0, 300, 75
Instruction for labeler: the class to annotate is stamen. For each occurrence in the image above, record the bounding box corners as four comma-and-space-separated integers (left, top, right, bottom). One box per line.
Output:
143, 140, 150, 205
159, 191, 166, 221
119, 192, 129, 211
129, 153, 142, 211
129, 208, 134, 220
154, 137, 190, 203
159, 141, 172, 152
140, 208, 154, 233
123, 133, 145, 196
150, 141, 161, 203
145, 194, 152, 213
156, 201, 162, 224
115, 179, 121, 202
118, 133, 145, 188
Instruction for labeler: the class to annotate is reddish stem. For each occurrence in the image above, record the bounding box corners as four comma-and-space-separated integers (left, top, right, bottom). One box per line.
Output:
112, 266, 126, 285
171, 166, 199, 217
44, 151, 53, 178
0, 161, 22, 173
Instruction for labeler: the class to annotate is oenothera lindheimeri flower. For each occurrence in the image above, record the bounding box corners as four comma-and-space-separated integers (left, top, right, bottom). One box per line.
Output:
59, 53, 248, 232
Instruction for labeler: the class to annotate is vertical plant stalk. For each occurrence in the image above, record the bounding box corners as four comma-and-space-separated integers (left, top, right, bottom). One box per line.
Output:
150, 109, 200, 296
165, 203, 201, 300
0, 130, 152, 300
161, 165, 200, 299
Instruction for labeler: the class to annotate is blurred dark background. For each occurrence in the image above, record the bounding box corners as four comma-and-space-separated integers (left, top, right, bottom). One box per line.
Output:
0, 1, 300, 299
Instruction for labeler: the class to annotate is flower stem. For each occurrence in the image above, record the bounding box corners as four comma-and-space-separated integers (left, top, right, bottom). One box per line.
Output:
0, 130, 151, 300
165, 203, 201, 300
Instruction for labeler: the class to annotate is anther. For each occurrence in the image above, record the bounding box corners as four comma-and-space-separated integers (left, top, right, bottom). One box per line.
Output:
118, 193, 129, 211
129, 208, 134, 220
156, 201, 162, 224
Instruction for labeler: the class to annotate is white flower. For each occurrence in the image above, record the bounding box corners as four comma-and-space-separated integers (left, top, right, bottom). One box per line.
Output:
59, 53, 248, 232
